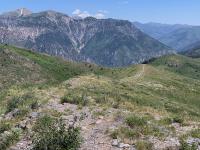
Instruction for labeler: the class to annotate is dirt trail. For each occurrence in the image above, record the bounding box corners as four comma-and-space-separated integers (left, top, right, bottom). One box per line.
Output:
45, 100, 123, 150
133, 64, 145, 80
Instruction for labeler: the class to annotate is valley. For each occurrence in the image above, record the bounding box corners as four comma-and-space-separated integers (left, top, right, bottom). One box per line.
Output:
134, 22, 200, 51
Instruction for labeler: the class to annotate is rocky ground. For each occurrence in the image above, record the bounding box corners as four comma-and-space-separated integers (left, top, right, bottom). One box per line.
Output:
5, 94, 200, 150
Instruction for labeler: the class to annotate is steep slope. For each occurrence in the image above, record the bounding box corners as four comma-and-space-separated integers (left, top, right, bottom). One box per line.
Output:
0, 9, 173, 67
133, 22, 185, 39
134, 22, 200, 51
182, 41, 200, 58
159, 27, 200, 51
81, 19, 173, 66
183, 48, 200, 58
0, 44, 111, 90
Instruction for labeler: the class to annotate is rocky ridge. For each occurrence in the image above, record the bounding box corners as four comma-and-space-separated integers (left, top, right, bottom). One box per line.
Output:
0, 9, 173, 67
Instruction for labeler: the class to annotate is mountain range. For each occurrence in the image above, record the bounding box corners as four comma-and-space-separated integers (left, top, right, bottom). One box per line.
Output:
0, 8, 173, 67
181, 41, 200, 58
134, 22, 200, 51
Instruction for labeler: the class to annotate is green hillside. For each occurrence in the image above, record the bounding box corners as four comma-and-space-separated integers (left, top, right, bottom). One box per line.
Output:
150, 54, 200, 79
183, 48, 200, 58
0, 45, 200, 149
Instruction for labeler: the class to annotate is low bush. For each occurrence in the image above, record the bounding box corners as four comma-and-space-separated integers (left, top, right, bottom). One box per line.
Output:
30, 100, 39, 110
6, 97, 21, 113
0, 128, 21, 150
125, 115, 147, 128
120, 127, 138, 139
110, 130, 119, 139
0, 121, 11, 134
173, 116, 184, 124
136, 141, 153, 150
95, 95, 107, 104
14, 108, 29, 118
6, 93, 36, 113
61, 93, 88, 106
180, 139, 197, 150
32, 115, 82, 150
159, 117, 173, 125
190, 129, 200, 138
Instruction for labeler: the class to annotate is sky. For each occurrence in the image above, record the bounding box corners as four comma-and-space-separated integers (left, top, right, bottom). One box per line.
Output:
0, 0, 200, 25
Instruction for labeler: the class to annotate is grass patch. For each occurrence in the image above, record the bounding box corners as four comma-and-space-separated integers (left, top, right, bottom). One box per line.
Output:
61, 93, 89, 106
125, 115, 147, 128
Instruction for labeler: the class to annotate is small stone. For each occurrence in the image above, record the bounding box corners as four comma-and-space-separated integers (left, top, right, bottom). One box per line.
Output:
29, 112, 39, 119
187, 137, 200, 146
98, 116, 104, 119
96, 119, 102, 124
112, 139, 119, 146
69, 121, 75, 127
118, 143, 130, 148
129, 145, 137, 150
82, 126, 88, 130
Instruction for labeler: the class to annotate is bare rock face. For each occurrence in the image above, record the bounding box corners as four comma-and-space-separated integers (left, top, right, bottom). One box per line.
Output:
0, 9, 174, 67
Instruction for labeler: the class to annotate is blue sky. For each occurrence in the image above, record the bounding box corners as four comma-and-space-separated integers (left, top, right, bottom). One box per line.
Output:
0, 0, 200, 25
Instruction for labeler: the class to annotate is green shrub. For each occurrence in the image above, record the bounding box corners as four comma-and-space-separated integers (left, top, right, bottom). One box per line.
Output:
173, 116, 184, 124
0, 121, 11, 134
0, 128, 21, 150
13, 108, 29, 118
125, 115, 147, 128
61, 94, 79, 105
6, 97, 21, 113
61, 93, 88, 106
120, 127, 138, 139
159, 117, 173, 125
190, 129, 200, 138
6, 93, 36, 113
110, 130, 118, 139
180, 139, 197, 150
136, 141, 153, 150
32, 115, 82, 150
95, 95, 107, 104
164, 102, 182, 114
30, 100, 39, 110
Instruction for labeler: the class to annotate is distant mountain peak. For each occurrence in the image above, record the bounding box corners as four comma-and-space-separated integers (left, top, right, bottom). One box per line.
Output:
37, 10, 70, 19
1, 8, 32, 17
17, 8, 32, 16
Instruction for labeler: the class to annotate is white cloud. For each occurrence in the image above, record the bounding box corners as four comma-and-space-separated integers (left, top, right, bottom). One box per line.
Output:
72, 9, 107, 19
94, 12, 105, 19
72, 9, 90, 18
